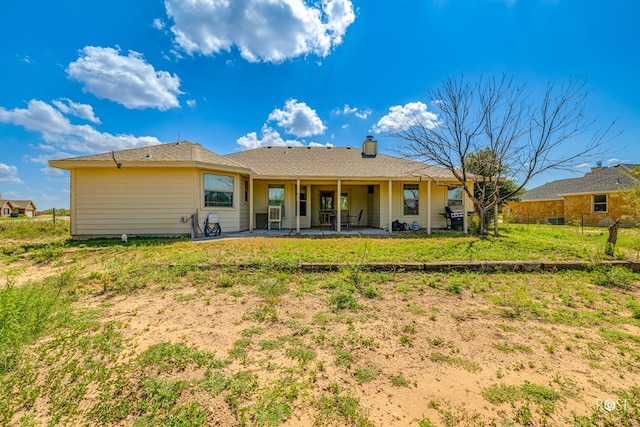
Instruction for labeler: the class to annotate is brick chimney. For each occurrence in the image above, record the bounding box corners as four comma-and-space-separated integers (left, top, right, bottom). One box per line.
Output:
361, 135, 377, 158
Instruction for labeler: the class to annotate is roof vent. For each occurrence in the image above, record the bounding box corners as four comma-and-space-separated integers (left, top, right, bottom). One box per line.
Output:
362, 136, 377, 158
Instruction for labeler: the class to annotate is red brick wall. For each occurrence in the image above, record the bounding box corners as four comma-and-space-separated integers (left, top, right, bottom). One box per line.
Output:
503, 200, 564, 224
503, 191, 636, 226
564, 192, 634, 226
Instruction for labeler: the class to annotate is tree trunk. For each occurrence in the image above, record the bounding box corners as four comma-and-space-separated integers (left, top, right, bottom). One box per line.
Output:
605, 219, 620, 256
477, 208, 486, 236
493, 203, 499, 236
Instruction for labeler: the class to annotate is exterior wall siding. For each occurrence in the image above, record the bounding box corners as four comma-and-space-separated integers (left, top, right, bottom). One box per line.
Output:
68, 167, 471, 237
197, 171, 242, 233
72, 168, 198, 237
429, 185, 448, 229
370, 185, 380, 228
238, 177, 250, 231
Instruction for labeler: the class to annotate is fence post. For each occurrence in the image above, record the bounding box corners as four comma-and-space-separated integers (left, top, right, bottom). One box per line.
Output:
581, 214, 584, 234
53, 208, 56, 225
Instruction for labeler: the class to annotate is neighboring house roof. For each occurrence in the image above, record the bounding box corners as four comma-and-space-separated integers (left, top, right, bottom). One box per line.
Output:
0, 199, 36, 211
49, 141, 246, 171
520, 164, 639, 201
8, 200, 36, 209
225, 146, 458, 180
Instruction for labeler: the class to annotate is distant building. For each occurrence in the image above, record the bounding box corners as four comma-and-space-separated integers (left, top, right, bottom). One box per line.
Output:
0, 194, 37, 217
503, 164, 639, 226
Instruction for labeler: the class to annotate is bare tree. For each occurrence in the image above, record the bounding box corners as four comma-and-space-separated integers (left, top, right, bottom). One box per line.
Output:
392, 74, 617, 235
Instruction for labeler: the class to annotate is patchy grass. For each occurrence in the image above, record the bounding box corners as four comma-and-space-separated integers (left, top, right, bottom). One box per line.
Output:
1, 223, 640, 426
482, 381, 563, 417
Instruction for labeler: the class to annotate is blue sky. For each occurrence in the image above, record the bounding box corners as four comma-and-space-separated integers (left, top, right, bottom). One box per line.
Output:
1, 0, 639, 209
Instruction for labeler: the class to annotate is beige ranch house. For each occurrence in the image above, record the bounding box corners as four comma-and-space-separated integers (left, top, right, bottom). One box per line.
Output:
48, 137, 473, 239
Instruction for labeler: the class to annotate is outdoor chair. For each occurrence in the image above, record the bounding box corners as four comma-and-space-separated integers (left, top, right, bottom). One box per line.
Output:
268, 206, 281, 230
320, 210, 334, 231
349, 209, 363, 228
340, 210, 351, 231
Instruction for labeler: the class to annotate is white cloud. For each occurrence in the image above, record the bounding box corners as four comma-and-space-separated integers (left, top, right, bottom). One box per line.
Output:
152, 18, 165, 30
0, 163, 23, 184
268, 99, 326, 137
52, 98, 101, 123
0, 99, 161, 154
41, 167, 65, 176
309, 141, 334, 147
37, 191, 63, 202
67, 46, 183, 110
237, 125, 303, 149
372, 102, 439, 133
336, 104, 371, 119
186, 99, 197, 108
164, 0, 355, 63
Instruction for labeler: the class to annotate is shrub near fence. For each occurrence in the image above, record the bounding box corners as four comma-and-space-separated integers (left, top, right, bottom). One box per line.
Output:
505, 212, 638, 229
578, 213, 638, 228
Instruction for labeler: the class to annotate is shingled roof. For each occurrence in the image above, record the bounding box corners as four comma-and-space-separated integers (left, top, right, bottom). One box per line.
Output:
225, 146, 458, 179
49, 141, 245, 170
49, 141, 460, 181
521, 164, 639, 200
5, 200, 36, 209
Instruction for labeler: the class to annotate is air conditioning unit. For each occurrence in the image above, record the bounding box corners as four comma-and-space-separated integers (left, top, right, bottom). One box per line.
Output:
547, 217, 565, 225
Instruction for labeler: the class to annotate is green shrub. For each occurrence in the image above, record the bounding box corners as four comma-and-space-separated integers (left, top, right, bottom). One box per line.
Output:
330, 291, 360, 311
0, 277, 74, 374
591, 266, 637, 289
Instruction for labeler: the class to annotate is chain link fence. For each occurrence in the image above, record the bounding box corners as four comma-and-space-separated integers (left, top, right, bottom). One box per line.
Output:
505, 212, 639, 230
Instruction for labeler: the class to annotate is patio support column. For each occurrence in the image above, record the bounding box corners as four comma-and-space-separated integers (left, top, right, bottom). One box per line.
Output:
249, 176, 254, 233
388, 179, 393, 234
427, 180, 432, 235
296, 178, 301, 235
336, 179, 342, 232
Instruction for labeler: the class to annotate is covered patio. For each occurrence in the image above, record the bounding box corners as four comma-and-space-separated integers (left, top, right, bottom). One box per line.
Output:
194, 225, 391, 241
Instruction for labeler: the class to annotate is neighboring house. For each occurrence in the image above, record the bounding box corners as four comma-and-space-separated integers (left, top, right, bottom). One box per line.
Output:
48, 137, 474, 239
0, 198, 12, 218
503, 164, 639, 226
0, 195, 37, 217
